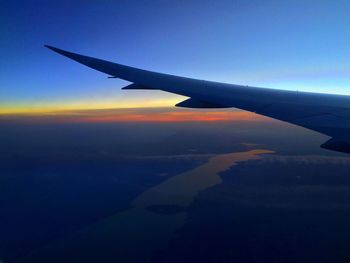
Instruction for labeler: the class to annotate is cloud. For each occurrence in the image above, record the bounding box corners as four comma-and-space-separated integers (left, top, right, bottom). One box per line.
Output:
261, 155, 350, 165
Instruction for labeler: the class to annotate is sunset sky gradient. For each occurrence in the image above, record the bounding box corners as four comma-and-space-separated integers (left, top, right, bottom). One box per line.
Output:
1, 0, 350, 116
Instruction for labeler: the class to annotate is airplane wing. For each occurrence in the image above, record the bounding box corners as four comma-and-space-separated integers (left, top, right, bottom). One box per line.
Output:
45, 45, 350, 154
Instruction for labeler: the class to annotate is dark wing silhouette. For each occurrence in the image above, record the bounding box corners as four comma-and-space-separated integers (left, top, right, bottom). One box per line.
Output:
45, 45, 350, 154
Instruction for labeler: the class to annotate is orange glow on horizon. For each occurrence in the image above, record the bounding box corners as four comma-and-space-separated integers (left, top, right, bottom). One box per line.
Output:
0, 107, 271, 124
82, 111, 265, 123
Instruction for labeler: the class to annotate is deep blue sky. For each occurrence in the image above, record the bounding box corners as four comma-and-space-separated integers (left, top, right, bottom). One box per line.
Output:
1, 0, 350, 113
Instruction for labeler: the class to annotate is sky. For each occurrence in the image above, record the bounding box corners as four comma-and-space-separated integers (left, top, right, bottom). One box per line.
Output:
1, 0, 350, 114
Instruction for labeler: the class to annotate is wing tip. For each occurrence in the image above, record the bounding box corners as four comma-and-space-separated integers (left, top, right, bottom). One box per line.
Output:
44, 44, 58, 51
44, 45, 75, 58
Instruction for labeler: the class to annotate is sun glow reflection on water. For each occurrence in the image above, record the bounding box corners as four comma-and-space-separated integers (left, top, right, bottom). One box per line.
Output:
23, 149, 273, 262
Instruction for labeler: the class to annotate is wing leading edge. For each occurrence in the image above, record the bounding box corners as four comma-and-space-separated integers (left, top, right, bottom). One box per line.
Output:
45, 45, 350, 154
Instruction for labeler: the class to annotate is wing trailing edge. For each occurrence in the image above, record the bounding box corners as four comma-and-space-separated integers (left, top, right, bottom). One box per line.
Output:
321, 138, 350, 154
121, 83, 156, 90
176, 98, 230, 108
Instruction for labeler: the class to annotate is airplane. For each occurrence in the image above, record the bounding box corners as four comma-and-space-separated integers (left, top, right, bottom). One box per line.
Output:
45, 45, 350, 154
